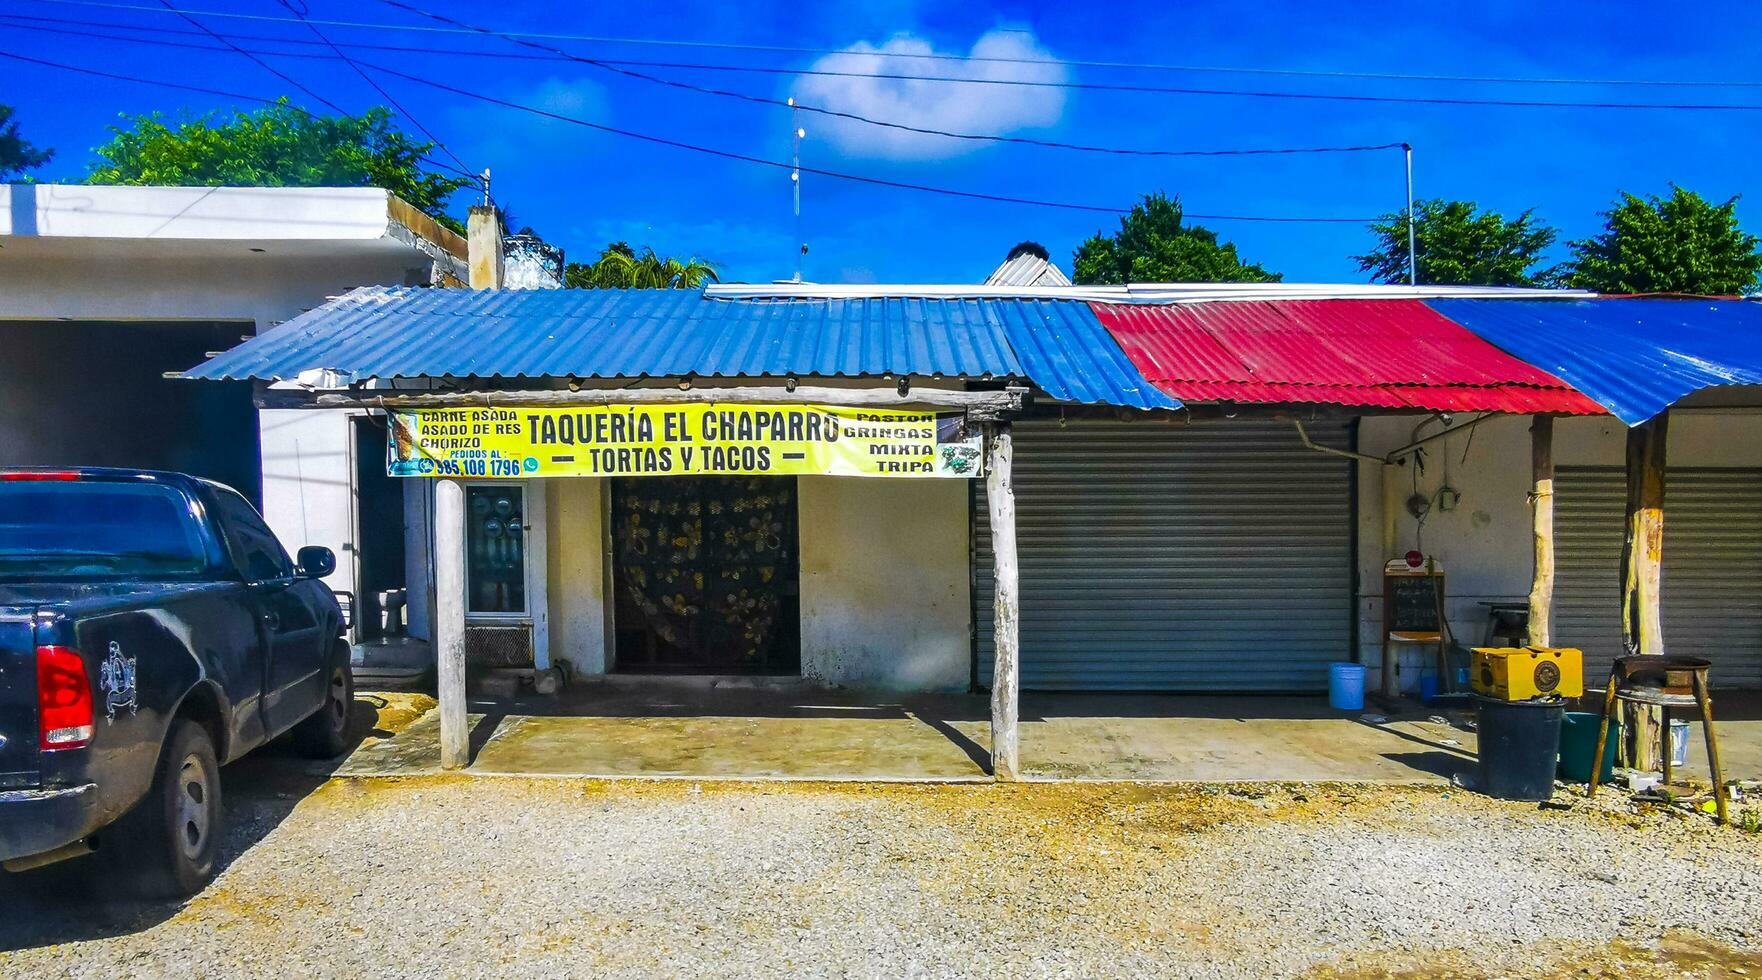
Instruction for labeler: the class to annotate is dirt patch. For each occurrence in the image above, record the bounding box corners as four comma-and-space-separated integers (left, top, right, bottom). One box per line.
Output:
1310, 930, 1762, 979
358, 692, 437, 738
5, 778, 1759, 978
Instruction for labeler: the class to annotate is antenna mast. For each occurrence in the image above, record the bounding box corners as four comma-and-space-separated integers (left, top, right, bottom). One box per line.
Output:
790, 99, 805, 283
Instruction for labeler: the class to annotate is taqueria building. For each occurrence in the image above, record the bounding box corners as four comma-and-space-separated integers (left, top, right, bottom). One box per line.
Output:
179, 271, 1762, 774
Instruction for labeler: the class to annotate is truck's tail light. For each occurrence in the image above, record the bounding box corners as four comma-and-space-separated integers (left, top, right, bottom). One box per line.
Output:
36, 645, 93, 750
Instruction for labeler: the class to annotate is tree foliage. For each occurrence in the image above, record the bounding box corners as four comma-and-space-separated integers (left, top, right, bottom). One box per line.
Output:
0, 103, 53, 181
1071, 193, 1279, 284
86, 100, 468, 231
564, 242, 719, 289
1564, 187, 1762, 295
1355, 198, 1560, 286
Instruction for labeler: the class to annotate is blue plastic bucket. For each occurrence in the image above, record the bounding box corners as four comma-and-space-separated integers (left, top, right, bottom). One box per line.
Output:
1329, 662, 1367, 711
1418, 674, 1440, 704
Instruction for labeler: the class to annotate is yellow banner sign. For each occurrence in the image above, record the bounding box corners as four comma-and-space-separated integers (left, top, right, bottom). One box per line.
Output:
387, 405, 984, 479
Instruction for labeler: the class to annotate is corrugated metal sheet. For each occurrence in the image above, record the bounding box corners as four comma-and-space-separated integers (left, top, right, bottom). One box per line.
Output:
1093, 299, 1607, 414
707, 282, 1589, 302
1553, 467, 1762, 688
182, 287, 1177, 410
1429, 298, 1762, 425
973, 419, 1353, 692
982, 253, 1073, 287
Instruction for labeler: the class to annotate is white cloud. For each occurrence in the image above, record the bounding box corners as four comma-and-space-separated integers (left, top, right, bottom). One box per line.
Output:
791, 28, 1069, 161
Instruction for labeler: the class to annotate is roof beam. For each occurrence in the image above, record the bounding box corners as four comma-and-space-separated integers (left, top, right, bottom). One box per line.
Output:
258, 383, 1028, 420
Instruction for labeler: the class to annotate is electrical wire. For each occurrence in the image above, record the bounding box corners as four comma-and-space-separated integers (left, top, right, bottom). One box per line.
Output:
351, 57, 1377, 222
379, 0, 1399, 159
11, 10, 1762, 113
0, 15, 1410, 159
1, 46, 1364, 221
0, 48, 480, 183
0, 46, 1380, 221
271, 0, 474, 178
152, 0, 347, 115
23, 0, 1762, 91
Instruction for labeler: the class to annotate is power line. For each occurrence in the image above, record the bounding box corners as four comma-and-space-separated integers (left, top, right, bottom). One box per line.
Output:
152, 0, 346, 115
377, 0, 1401, 160
0, 15, 1409, 159
353, 57, 1377, 222
14, 7, 1762, 114
2, 44, 1385, 228
23, 0, 1762, 91
271, 0, 474, 178
0, 48, 479, 183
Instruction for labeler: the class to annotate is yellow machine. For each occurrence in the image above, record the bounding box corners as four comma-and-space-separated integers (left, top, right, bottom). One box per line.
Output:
1471, 646, 1584, 701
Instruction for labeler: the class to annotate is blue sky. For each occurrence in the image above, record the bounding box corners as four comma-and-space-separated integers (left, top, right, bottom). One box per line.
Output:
3, 0, 1758, 284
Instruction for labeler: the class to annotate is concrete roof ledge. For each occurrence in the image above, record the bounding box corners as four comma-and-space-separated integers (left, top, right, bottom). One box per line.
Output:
3, 183, 465, 258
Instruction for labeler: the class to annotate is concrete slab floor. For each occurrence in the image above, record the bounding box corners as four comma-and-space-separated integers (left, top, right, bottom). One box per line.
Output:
333, 683, 1762, 785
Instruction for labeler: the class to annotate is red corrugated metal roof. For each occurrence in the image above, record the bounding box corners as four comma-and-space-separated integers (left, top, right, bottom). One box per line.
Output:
1092, 299, 1606, 414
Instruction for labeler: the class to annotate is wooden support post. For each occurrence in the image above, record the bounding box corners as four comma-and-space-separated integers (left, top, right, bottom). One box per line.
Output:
985, 421, 1020, 781
467, 204, 503, 291
1527, 416, 1555, 647
435, 477, 470, 770
1620, 414, 1668, 770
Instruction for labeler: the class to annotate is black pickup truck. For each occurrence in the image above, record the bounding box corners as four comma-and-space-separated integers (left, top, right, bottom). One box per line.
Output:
0, 468, 352, 896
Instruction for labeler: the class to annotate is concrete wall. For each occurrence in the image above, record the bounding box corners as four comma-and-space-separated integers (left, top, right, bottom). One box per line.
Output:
546, 478, 610, 678
0, 249, 434, 602
0, 248, 436, 334
797, 476, 971, 692
496, 474, 972, 690
1355, 411, 1762, 687
3, 185, 398, 240
259, 409, 358, 596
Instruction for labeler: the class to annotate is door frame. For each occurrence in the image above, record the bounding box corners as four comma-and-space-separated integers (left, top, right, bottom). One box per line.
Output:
605, 475, 802, 676
460, 478, 550, 670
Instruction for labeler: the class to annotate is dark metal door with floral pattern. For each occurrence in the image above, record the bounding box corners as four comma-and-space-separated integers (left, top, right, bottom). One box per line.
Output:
611, 476, 801, 674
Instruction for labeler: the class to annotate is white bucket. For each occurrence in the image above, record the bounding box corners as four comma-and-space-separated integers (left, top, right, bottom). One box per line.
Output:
1669, 719, 1691, 768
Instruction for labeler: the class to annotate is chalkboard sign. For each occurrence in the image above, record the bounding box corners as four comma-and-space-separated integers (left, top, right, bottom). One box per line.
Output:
1385, 573, 1445, 635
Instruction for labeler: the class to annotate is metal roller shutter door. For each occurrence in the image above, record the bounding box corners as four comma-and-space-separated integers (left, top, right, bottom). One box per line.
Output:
974, 419, 1352, 692
1554, 467, 1762, 689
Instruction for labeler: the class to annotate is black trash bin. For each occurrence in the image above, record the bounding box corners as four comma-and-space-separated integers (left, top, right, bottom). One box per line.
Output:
1475, 695, 1566, 801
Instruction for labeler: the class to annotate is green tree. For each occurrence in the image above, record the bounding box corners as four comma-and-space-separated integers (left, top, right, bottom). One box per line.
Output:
1, 103, 53, 181
1071, 192, 1279, 284
565, 242, 719, 289
1563, 187, 1762, 295
1354, 198, 1560, 286
86, 100, 468, 232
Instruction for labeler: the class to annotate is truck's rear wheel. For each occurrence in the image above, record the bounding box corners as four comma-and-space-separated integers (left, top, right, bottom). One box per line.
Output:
293, 647, 354, 759
117, 719, 222, 898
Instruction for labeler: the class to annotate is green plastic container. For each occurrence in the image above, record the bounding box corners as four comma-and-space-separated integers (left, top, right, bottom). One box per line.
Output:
1558, 711, 1619, 783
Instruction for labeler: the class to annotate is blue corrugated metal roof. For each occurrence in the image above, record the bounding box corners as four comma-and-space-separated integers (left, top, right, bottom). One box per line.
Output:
1430, 298, 1762, 425
182, 287, 1178, 409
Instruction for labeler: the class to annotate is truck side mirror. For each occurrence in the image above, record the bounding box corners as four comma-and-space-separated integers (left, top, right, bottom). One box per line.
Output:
296, 546, 336, 580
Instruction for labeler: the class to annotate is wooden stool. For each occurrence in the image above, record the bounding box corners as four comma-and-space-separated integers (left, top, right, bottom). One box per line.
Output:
1587, 655, 1728, 824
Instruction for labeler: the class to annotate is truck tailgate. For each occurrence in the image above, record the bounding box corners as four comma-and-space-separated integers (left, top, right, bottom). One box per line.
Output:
0, 607, 38, 788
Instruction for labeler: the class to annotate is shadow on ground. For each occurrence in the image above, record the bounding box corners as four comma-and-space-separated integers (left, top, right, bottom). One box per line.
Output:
0, 695, 390, 952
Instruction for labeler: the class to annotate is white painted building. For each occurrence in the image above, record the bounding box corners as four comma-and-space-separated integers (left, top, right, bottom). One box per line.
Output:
172, 230, 1762, 699
0, 184, 468, 617
1359, 409, 1762, 690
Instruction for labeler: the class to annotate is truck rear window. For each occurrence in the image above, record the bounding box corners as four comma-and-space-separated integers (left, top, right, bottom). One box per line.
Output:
0, 482, 209, 579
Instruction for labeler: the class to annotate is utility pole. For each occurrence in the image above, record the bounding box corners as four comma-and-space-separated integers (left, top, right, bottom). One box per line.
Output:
1404, 143, 1417, 286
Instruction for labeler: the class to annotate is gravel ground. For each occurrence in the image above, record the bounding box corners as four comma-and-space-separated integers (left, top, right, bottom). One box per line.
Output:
3, 763, 1760, 979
